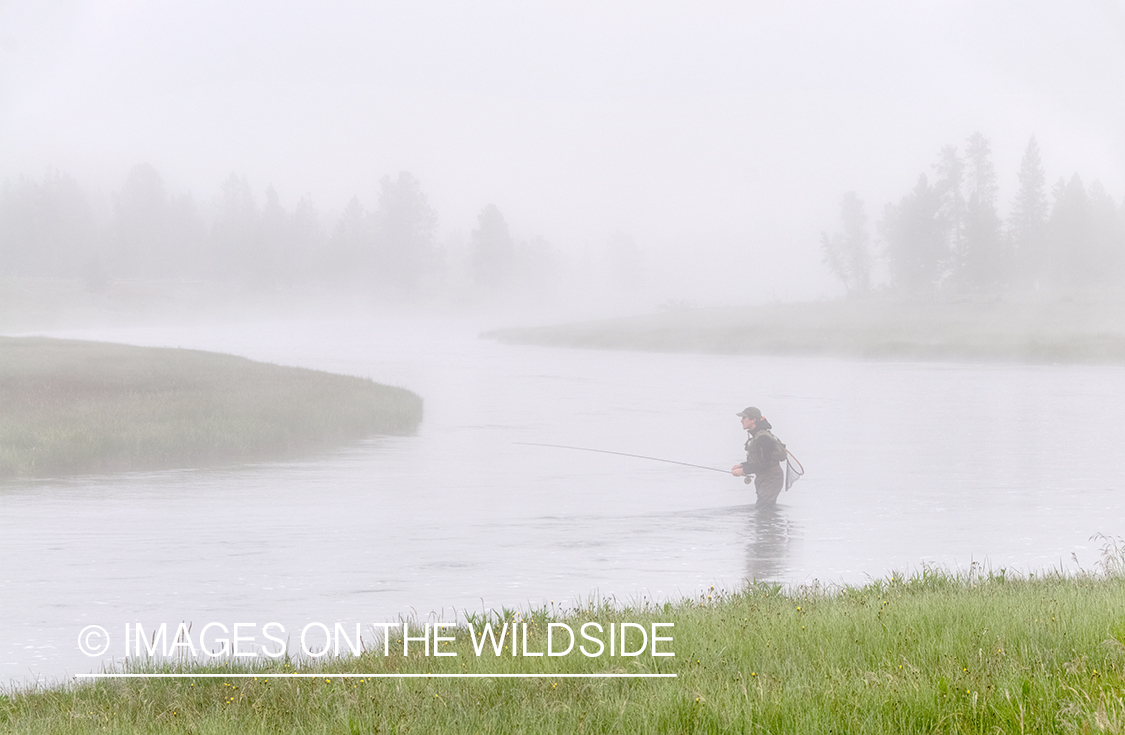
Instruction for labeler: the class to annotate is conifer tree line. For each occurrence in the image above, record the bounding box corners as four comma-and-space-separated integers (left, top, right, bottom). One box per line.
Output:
821, 134, 1125, 297
0, 165, 554, 299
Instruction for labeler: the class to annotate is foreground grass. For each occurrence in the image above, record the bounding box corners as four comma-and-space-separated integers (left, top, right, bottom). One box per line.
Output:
487, 297, 1125, 362
6, 568, 1125, 733
0, 337, 422, 478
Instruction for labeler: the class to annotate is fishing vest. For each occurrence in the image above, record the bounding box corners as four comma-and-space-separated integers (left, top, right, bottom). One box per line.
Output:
745, 429, 788, 462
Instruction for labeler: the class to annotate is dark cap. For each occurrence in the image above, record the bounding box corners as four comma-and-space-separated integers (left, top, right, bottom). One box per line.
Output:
736, 406, 762, 419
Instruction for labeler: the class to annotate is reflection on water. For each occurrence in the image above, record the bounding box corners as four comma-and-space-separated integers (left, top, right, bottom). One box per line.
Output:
743, 505, 800, 582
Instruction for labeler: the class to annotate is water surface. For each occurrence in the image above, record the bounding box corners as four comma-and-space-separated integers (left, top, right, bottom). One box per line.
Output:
2, 317, 1122, 684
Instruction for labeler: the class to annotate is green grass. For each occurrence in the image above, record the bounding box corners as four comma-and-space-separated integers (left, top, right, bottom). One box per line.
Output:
0, 336, 422, 478
6, 562, 1125, 733
486, 297, 1125, 363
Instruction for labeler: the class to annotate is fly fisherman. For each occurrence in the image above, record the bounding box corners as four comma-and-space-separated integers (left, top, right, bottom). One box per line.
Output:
731, 406, 788, 507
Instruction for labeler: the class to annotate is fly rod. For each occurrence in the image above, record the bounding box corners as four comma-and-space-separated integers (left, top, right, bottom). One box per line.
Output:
513, 441, 730, 474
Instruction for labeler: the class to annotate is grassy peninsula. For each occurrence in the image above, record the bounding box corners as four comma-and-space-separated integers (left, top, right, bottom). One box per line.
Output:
0, 337, 422, 478
487, 297, 1125, 363
4, 567, 1125, 733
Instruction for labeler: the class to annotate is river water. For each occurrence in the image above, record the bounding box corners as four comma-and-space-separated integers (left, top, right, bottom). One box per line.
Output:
2, 316, 1123, 685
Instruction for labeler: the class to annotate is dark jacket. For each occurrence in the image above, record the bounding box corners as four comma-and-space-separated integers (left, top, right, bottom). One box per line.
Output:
741, 425, 786, 475
742, 424, 787, 506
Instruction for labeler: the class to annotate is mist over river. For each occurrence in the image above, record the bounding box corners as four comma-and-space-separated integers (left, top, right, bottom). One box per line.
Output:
2, 317, 1123, 685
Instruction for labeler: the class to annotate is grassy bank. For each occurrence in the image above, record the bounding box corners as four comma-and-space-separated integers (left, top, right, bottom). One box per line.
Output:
5, 567, 1125, 733
487, 297, 1125, 362
0, 337, 422, 478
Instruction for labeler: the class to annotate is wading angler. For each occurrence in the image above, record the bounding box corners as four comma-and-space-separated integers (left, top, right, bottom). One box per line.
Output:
731, 406, 796, 506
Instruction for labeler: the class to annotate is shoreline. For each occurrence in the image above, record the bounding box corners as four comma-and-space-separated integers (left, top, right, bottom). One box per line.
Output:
0, 336, 423, 478
485, 296, 1125, 363
4, 564, 1125, 732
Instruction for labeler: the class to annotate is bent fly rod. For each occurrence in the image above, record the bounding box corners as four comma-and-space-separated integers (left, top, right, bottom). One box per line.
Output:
513, 441, 730, 474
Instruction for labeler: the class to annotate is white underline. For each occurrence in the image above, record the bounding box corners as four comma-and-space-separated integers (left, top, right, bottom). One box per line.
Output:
75, 673, 675, 679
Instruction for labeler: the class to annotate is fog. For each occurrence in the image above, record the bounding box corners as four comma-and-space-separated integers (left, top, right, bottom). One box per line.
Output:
6, 2, 1125, 692
2, 1, 1123, 313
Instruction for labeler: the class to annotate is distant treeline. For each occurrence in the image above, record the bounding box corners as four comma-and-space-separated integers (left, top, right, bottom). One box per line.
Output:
821, 134, 1125, 296
0, 166, 562, 301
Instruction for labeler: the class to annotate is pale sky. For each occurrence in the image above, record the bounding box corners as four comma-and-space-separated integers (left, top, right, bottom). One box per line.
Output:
1, 0, 1123, 301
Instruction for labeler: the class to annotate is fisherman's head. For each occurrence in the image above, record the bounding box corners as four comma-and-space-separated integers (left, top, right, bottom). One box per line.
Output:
736, 406, 762, 431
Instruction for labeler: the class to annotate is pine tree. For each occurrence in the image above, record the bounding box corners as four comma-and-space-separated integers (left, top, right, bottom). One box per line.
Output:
1088, 182, 1125, 288
111, 164, 169, 278
111, 163, 207, 280
0, 171, 96, 278
210, 173, 259, 280
256, 185, 287, 287
1048, 178, 1125, 291
471, 204, 515, 290
1008, 136, 1048, 288
372, 172, 439, 293
957, 132, 1004, 291
1045, 174, 1090, 290
820, 191, 871, 294
879, 174, 947, 294
933, 144, 964, 260
327, 196, 374, 287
